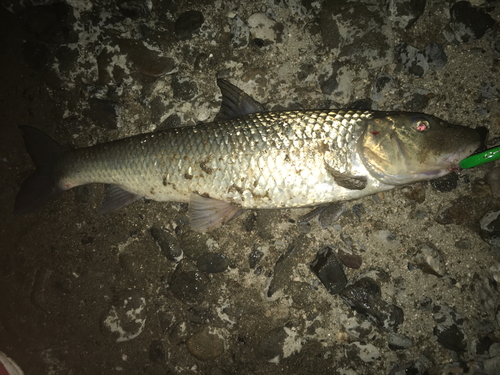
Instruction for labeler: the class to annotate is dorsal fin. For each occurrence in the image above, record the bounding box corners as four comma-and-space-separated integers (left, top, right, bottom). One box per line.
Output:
214, 79, 266, 121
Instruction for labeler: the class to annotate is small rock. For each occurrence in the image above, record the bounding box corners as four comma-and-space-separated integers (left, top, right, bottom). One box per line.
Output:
424, 43, 447, 71
149, 339, 165, 362
411, 244, 447, 277
348, 99, 375, 111
172, 77, 198, 101
432, 303, 468, 352
397, 42, 429, 78
435, 196, 481, 225
450, 1, 496, 43
118, 39, 176, 77
337, 246, 362, 269
196, 253, 229, 273
297, 221, 311, 234
247, 13, 277, 45
100, 289, 147, 342
256, 327, 287, 362
158, 114, 182, 130
175, 11, 204, 40
231, 15, 249, 49
371, 72, 394, 103
388, 332, 414, 350
267, 237, 311, 298
168, 259, 210, 304
404, 92, 429, 112
186, 327, 225, 361
87, 98, 122, 130
310, 245, 347, 295
179, 230, 209, 259
340, 277, 404, 331
249, 247, 264, 269
401, 183, 425, 203
389, 0, 426, 29
118, 0, 152, 17
352, 203, 366, 221
319, 70, 339, 95
431, 173, 458, 192
150, 227, 182, 261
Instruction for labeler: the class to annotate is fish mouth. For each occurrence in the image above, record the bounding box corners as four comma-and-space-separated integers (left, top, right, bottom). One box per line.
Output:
422, 141, 482, 177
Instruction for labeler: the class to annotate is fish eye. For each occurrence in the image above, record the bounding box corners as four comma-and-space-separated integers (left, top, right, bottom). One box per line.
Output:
414, 118, 429, 132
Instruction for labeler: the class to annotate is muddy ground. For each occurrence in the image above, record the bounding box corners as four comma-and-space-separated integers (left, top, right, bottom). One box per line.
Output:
1, 1, 500, 374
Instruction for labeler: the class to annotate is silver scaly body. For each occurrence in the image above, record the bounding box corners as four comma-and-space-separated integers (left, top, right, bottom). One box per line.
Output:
58, 110, 387, 209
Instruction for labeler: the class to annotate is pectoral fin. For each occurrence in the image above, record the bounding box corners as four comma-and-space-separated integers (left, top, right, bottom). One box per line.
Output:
189, 194, 242, 232
325, 164, 367, 190
98, 185, 142, 214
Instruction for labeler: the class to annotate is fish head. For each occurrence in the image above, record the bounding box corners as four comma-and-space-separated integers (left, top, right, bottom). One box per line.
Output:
359, 112, 481, 185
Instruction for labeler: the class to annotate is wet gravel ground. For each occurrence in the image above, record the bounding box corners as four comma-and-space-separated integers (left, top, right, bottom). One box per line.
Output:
1, 0, 500, 374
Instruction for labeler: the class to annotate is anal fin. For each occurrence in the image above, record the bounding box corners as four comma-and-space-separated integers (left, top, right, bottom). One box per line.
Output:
188, 194, 241, 232
98, 185, 142, 214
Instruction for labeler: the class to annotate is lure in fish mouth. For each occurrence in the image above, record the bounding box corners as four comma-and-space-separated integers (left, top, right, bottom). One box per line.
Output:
14, 79, 481, 232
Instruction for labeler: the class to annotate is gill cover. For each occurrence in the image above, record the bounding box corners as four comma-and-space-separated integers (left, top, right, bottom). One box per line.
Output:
359, 112, 480, 185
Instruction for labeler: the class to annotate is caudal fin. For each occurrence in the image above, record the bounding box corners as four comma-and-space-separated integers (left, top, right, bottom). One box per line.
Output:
14, 126, 67, 215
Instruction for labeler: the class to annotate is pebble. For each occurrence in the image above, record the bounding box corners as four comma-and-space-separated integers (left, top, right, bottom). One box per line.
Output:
86, 98, 122, 130
256, 327, 287, 362
172, 77, 198, 101
174, 11, 204, 40
337, 246, 362, 269
388, 332, 414, 350
118, 40, 176, 77
432, 303, 468, 352
179, 230, 209, 260
404, 92, 429, 112
168, 259, 210, 304
118, 0, 152, 18
450, 1, 496, 43
431, 173, 458, 192
248, 247, 264, 269
397, 42, 429, 78
100, 289, 147, 342
371, 72, 394, 103
310, 245, 347, 295
388, 0, 426, 29
247, 13, 278, 45
267, 236, 311, 298
186, 327, 225, 361
196, 253, 229, 273
424, 42, 447, 71
340, 277, 404, 331
411, 244, 447, 277
435, 196, 486, 226
150, 227, 182, 262
231, 15, 249, 50
401, 183, 425, 203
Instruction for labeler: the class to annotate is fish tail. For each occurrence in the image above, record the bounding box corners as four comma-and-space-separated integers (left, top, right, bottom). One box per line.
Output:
14, 125, 67, 215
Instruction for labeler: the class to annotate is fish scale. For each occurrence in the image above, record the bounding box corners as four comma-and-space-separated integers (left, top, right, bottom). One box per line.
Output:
15, 79, 480, 232
57, 110, 368, 210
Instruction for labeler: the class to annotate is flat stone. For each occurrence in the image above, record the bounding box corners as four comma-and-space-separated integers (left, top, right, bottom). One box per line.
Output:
186, 327, 225, 361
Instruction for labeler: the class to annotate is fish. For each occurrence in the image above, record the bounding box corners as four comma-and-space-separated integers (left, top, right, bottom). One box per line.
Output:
14, 79, 481, 232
